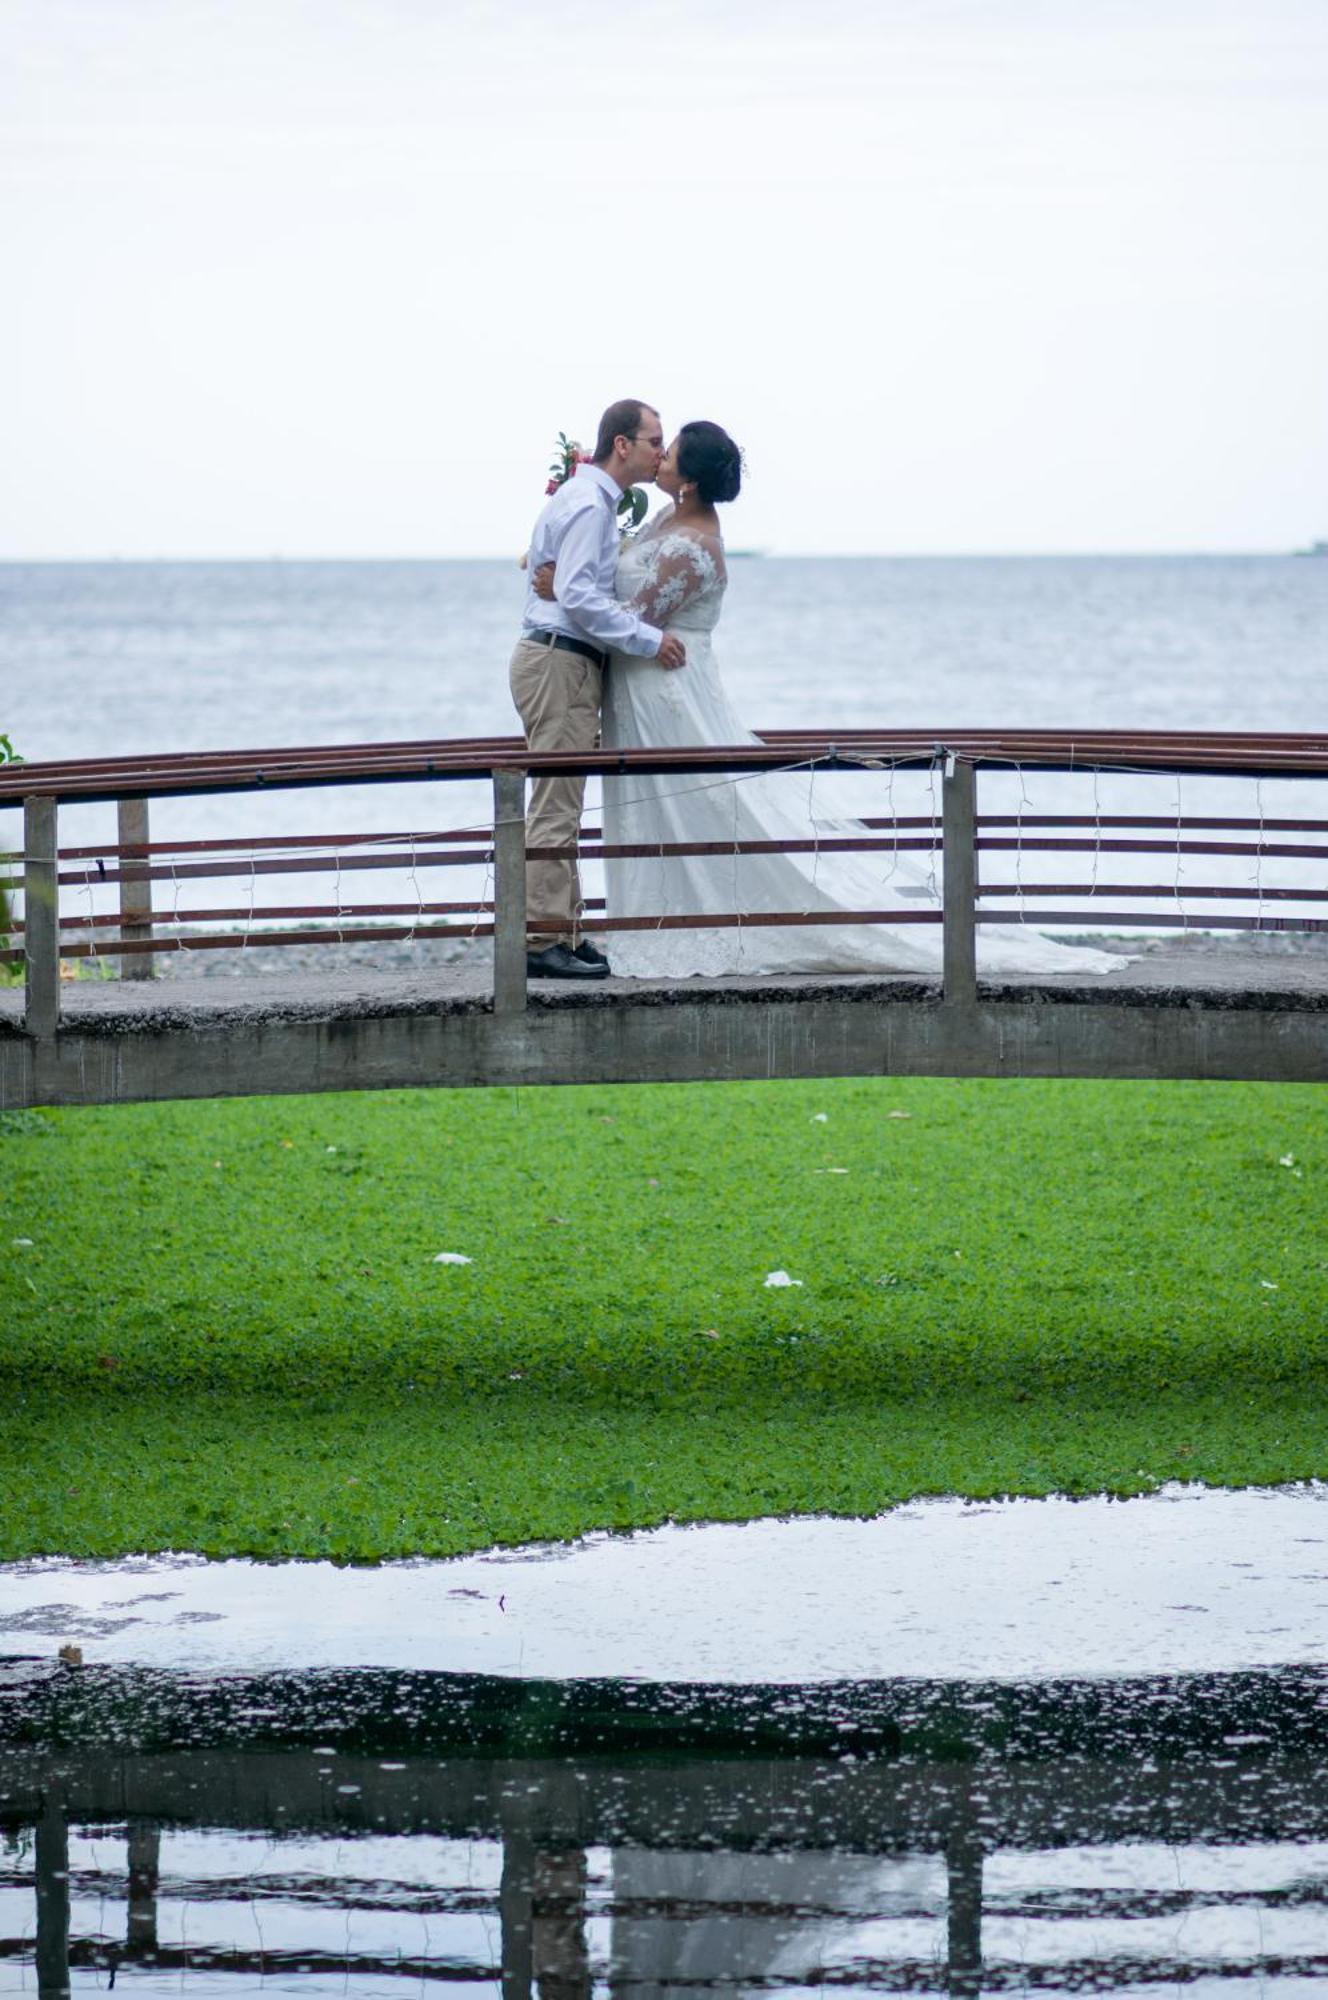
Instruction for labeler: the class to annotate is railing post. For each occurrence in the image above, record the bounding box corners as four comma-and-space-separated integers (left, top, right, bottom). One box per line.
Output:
35, 1798, 70, 1999
493, 768, 528, 1016
533, 1848, 591, 2000
126, 1822, 160, 1953
500, 1829, 535, 2000
946, 1828, 983, 1999
941, 754, 977, 1005
117, 796, 154, 980
23, 795, 59, 1040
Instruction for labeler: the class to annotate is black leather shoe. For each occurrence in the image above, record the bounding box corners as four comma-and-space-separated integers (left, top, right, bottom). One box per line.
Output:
573, 939, 612, 972
527, 943, 609, 981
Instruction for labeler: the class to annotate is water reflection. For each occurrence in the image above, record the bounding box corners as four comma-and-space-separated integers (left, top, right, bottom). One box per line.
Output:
3, 1663, 1328, 1995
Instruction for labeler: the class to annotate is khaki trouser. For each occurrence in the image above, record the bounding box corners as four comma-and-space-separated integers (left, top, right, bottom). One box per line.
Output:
509, 634, 603, 950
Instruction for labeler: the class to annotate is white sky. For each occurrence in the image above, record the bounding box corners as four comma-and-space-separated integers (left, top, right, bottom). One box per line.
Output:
3, 0, 1326, 557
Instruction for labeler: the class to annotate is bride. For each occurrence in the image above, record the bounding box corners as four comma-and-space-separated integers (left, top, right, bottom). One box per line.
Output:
535, 420, 1119, 979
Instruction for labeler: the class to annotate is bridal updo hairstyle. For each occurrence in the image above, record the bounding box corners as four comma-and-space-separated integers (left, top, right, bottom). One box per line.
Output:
678, 421, 743, 506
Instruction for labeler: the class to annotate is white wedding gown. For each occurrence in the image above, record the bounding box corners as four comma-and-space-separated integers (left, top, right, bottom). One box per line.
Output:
600, 512, 1120, 978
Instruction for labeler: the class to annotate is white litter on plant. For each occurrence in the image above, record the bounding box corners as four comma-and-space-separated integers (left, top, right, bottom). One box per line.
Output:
764, 1270, 803, 1288
432, 1253, 473, 1266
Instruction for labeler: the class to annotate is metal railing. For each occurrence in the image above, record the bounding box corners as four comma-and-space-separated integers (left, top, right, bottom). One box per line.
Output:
4, 730, 1328, 1037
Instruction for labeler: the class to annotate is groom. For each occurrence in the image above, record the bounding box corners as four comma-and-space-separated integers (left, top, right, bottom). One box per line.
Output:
510, 398, 687, 980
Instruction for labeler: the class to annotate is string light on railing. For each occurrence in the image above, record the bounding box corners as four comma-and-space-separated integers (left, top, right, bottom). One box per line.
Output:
730, 759, 744, 963
925, 756, 941, 906
171, 843, 188, 960
879, 757, 899, 894
1014, 758, 1036, 929
804, 755, 823, 904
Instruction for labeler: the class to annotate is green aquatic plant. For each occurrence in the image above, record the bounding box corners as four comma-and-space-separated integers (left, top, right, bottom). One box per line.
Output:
1, 1073, 1325, 1559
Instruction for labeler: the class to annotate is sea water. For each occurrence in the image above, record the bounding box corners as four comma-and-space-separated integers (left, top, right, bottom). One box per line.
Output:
3, 554, 1325, 928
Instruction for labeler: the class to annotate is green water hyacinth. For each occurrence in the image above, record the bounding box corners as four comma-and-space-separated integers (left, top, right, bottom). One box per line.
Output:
1, 1075, 1326, 1561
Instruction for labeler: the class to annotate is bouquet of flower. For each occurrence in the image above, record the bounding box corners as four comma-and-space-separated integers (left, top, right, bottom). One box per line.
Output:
544, 431, 585, 496
545, 431, 648, 536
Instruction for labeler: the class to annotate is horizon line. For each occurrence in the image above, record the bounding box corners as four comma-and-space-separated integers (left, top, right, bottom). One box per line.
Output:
0, 546, 1308, 566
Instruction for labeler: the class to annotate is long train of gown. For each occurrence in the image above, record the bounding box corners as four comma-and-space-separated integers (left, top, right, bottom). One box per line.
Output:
600, 518, 1120, 979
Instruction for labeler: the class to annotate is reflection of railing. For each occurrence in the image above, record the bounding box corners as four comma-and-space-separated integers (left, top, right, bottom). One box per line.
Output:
3, 1664, 1328, 1997
4, 731, 1328, 1037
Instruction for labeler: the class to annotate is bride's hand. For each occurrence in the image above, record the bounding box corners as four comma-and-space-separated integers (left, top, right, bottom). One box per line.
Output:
531, 561, 556, 602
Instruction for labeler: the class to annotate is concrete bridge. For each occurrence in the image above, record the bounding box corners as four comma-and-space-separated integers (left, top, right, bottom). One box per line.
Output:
3, 730, 1327, 1108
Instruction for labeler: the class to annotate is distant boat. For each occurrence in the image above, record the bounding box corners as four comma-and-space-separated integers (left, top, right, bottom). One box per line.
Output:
1294, 539, 1328, 556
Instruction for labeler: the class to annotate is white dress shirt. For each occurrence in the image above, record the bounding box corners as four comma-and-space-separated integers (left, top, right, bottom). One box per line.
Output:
522, 463, 663, 657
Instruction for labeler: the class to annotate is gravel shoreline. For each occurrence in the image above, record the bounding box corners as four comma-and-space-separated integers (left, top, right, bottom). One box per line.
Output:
122, 926, 1328, 982
150, 932, 489, 980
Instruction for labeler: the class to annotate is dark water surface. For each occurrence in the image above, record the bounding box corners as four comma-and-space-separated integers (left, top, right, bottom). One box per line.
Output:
3, 1660, 1328, 1995
5, 1492, 1328, 1993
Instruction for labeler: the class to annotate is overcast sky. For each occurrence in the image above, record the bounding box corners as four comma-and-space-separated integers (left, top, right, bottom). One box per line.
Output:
3, 0, 1326, 558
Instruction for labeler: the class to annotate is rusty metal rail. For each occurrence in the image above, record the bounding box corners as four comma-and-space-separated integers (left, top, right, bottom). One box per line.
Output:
6, 729, 1328, 806
3, 733, 1328, 1037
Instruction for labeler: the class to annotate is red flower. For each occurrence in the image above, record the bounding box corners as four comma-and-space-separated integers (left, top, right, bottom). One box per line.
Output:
545, 478, 559, 495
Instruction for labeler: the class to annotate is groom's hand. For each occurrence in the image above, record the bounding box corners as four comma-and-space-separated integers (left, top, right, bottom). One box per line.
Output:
657, 632, 686, 670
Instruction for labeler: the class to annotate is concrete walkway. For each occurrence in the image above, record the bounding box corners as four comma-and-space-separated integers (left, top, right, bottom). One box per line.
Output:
3, 941, 1327, 1105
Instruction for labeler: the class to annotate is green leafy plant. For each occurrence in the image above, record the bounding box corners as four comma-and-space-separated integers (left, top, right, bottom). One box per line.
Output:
1, 1075, 1325, 1560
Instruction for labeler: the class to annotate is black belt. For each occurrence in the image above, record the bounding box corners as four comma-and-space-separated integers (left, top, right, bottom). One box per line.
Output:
523, 629, 609, 671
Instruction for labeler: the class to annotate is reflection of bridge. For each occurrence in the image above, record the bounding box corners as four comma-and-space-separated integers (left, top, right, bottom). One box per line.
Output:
3, 1665, 1327, 1995
3, 731, 1328, 1109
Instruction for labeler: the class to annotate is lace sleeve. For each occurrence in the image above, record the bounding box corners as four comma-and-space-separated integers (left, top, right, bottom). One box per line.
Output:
625, 533, 725, 626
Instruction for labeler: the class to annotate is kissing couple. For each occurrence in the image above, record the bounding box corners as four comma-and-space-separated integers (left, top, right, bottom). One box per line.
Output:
509, 396, 1119, 982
